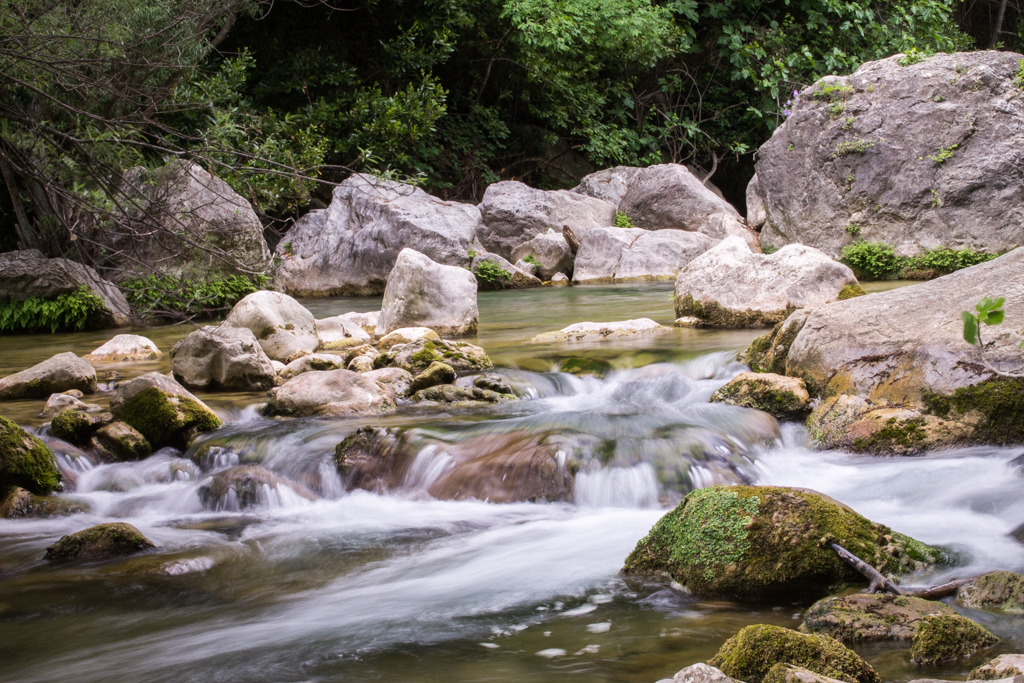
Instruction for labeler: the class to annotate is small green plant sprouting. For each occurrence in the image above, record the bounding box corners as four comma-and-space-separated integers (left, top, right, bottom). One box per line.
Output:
0, 287, 108, 333
613, 211, 633, 228
473, 260, 511, 287
930, 189, 941, 207
928, 144, 958, 164
867, 83, 877, 93
1014, 58, 1024, 88
121, 274, 268, 320
522, 254, 540, 266
845, 172, 855, 191
828, 101, 847, 118
831, 138, 875, 159
961, 296, 1024, 377
845, 223, 861, 236
811, 83, 853, 102
897, 48, 930, 67
933, 94, 946, 102
840, 116, 854, 131
787, 143, 794, 151
761, 244, 778, 255
282, 242, 293, 255
468, 248, 477, 259
842, 241, 998, 280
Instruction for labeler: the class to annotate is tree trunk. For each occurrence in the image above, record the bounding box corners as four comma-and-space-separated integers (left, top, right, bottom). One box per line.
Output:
990, 0, 1009, 48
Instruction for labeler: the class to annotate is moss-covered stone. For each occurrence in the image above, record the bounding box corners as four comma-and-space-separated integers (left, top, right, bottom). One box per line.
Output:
738, 311, 811, 375
473, 375, 514, 395
49, 409, 111, 445
622, 485, 944, 601
923, 378, 1024, 446
837, 284, 867, 300
957, 571, 1024, 613
676, 294, 795, 328
910, 615, 998, 665
707, 624, 879, 683
711, 372, 811, 420
44, 522, 155, 561
408, 361, 456, 395
110, 374, 221, 450
1, 486, 88, 518
91, 421, 152, 461
410, 384, 511, 404
0, 414, 60, 495
800, 593, 955, 642
968, 654, 1024, 680
763, 664, 848, 683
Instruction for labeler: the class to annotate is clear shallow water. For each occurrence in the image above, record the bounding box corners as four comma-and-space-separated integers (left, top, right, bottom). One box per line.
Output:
1, 283, 1023, 683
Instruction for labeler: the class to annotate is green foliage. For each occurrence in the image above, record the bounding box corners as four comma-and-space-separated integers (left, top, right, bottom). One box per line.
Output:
1015, 59, 1024, 88
897, 47, 932, 66
845, 242, 998, 281
961, 296, 1006, 346
762, 244, 779, 255
831, 138, 875, 159
840, 241, 907, 279
812, 83, 854, 102
121, 275, 268, 319
0, 288, 107, 333
613, 211, 633, 228
522, 254, 540, 266
910, 247, 996, 274
845, 223, 861, 236
928, 144, 958, 164
473, 260, 511, 286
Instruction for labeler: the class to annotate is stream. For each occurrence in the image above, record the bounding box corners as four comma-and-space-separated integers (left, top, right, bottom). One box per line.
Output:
1, 282, 1023, 683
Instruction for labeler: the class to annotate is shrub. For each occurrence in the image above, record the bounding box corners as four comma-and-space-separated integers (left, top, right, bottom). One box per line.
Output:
840, 241, 907, 280
522, 254, 540, 266
831, 138, 875, 159
1016, 59, 1024, 88
473, 260, 511, 287
121, 274, 268, 319
614, 211, 633, 228
0, 287, 107, 333
906, 248, 996, 275
898, 48, 931, 67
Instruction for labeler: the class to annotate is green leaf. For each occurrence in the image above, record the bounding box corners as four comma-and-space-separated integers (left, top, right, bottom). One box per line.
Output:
982, 310, 1004, 326
961, 310, 979, 345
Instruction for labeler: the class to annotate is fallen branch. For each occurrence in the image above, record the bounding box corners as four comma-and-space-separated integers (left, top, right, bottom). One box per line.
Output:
905, 577, 976, 601
831, 543, 906, 595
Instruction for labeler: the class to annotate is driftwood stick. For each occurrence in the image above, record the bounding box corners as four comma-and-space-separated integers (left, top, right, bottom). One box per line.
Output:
905, 577, 976, 601
831, 543, 907, 595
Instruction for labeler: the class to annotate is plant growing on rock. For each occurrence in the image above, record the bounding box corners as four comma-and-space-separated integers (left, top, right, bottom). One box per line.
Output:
0, 288, 107, 333
473, 260, 512, 288
961, 296, 1024, 378
613, 211, 633, 228
831, 138, 875, 159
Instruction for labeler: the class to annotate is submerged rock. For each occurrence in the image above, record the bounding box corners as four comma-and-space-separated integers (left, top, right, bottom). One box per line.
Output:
622, 485, 943, 601
0, 352, 97, 400
0, 486, 88, 518
707, 624, 879, 683
171, 325, 277, 391
572, 227, 715, 284
969, 654, 1024, 680
44, 522, 155, 561
265, 369, 396, 417
90, 421, 151, 461
910, 615, 998, 665
958, 571, 1024, 613
376, 248, 479, 338
0, 415, 61, 494
224, 290, 319, 362
85, 334, 161, 362
710, 372, 810, 420
109, 373, 222, 450
197, 465, 315, 510
379, 339, 492, 375
800, 593, 955, 642
528, 318, 671, 343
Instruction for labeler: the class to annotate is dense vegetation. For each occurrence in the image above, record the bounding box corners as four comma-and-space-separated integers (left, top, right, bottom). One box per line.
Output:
840, 241, 999, 280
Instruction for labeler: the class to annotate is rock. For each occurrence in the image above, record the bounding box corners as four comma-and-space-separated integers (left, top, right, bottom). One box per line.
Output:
572, 166, 642, 206
781, 250, 1024, 453
550, 272, 569, 285
473, 375, 514, 395
528, 318, 671, 343
408, 361, 457, 395
410, 384, 479, 403
110, 161, 271, 280
0, 352, 97, 400
0, 487, 87, 518
510, 229, 574, 280
90, 422, 151, 461
44, 522, 155, 561
0, 415, 61, 494
376, 249, 479, 337
707, 624, 879, 683
362, 368, 414, 400
910, 615, 999, 665
674, 317, 701, 328
109, 373, 222, 450
754, 51, 1024, 258
970, 654, 1024, 680
668, 663, 737, 683
618, 164, 758, 250
746, 173, 767, 229
478, 180, 616, 259
514, 259, 539, 278
710, 372, 811, 420
315, 315, 371, 349
224, 290, 319, 362
49, 409, 112, 445
274, 174, 479, 296
958, 571, 1024, 612
40, 393, 103, 418
738, 311, 813, 375
800, 593, 955, 642
264, 369, 396, 417
379, 339, 492, 374
764, 665, 849, 683
377, 327, 441, 352
347, 356, 374, 373
270, 360, 286, 374
623, 485, 943, 601
337, 311, 379, 336
170, 325, 276, 391
573, 227, 715, 284
84, 334, 161, 362
471, 252, 542, 290
279, 353, 348, 380
674, 237, 860, 328
197, 465, 315, 510
0, 249, 132, 328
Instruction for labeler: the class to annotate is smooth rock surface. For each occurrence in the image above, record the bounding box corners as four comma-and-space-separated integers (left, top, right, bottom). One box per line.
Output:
85, 334, 161, 362
746, 173, 767, 229
510, 230, 574, 281
573, 227, 715, 284
40, 393, 103, 418
337, 311, 379, 335
668, 663, 737, 683
362, 368, 414, 400
171, 325, 276, 391
529, 318, 670, 343
265, 369, 396, 417
970, 654, 1024, 680
224, 290, 318, 362
279, 353, 348, 380
376, 327, 440, 351
800, 593, 955, 642
572, 166, 642, 206
90, 422, 151, 461
376, 249, 478, 338
315, 315, 371, 348
0, 352, 97, 400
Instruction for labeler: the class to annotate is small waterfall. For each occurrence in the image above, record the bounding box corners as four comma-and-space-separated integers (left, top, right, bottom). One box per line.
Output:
403, 445, 454, 491
574, 464, 659, 508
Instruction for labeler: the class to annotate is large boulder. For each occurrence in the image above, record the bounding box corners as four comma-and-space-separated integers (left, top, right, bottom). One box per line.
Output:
84, 334, 161, 362
617, 164, 758, 250
44, 522, 155, 561
674, 236, 861, 328
528, 318, 671, 343
800, 593, 955, 642
572, 227, 715, 284
754, 51, 1024, 257
224, 290, 318, 362
107, 161, 271, 280
0, 250, 132, 328
970, 654, 1024, 680
109, 373, 222, 450
0, 414, 60, 494
572, 166, 642, 206
910, 615, 999, 665
0, 352, 97, 400
171, 325, 276, 391
375, 249, 478, 338
769, 250, 1024, 454
746, 173, 768, 229
264, 369, 396, 417
274, 174, 479, 296
958, 571, 1024, 613
49, 409, 112, 445
510, 229, 574, 281
622, 485, 943, 601
478, 180, 616, 259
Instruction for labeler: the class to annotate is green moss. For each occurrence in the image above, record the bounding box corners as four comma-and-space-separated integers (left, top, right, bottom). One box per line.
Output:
0, 415, 60, 495
409, 340, 442, 366
837, 284, 866, 300
44, 521, 155, 561
958, 571, 1024, 612
711, 375, 809, 419
676, 294, 794, 328
613, 211, 633, 228
708, 624, 879, 683
852, 416, 927, 453
911, 615, 998, 665
738, 313, 809, 375
924, 377, 1024, 445
831, 138, 875, 159
119, 387, 221, 450
49, 410, 96, 445
800, 593, 955, 642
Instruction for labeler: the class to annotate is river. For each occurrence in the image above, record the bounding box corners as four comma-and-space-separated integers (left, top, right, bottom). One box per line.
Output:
1, 282, 1022, 683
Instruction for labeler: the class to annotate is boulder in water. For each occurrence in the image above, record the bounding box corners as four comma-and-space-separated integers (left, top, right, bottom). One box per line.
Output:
44, 522, 155, 561
90, 421, 151, 461
763, 665, 851, 683
376, 249, 479, 338
969, 654, 1024, 680
40, 392, 103, 419
0, 486, 88, 518
666, 664, 738, 683
550, 272, 569, 286
379, 339, 492, 374
279, 353, 348, 380
0, 352, 97, 400
910, 615, 998, 665
315, 315, 371, 349
510, 229, 574, 281
800, 593, 955, 642
0, 415, 61, 495
376, 327, 440, 352
224, 290, 318, 362
109, 373, 222, 450
623, 485, 943, 601
958, 571, 1024, 613
49, 409, 113, 445
171, 325, 277, 391
408, 361, 456, 395
572, 227, 715, 284
85, 334, 161, 362
265, 369, 395, 417
197, 465, 315, 510
528, 318, 670, 343
710, 372, 811, 420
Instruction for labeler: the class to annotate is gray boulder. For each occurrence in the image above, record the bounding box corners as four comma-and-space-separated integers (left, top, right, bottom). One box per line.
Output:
572, 166, 642, 206
754, 51, 1024, 257
381, 339, 492, 374
478, 180, 616, 259
109, 373, 221, 450
573, 227, 715, 284
171, 325, 277, 391
529, 318, 671, 343
674, 236, 860, 327
315, 315, 371, 349
0, 352, 97, 400
279, 353, 348, 380
617, 164, 758, 250
40, 393, 103, 418
471, 252, 542, 289
224, 290, 318, 362
109, 161, 271, 280
514, 258, 539, 278
85, 334, 161, 362
376, 249, 479, 337
746, 173, 767, 229
0, 250, 131, 328
337, 311, 379, 335
363, 367, 414, 400
274, 174, 479, 296
264, 369, 396, 417
376, 327, 439, 351
510, 229, 574, 280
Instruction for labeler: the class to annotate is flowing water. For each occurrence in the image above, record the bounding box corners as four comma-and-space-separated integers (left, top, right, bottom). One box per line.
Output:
1, 282, 1023, 683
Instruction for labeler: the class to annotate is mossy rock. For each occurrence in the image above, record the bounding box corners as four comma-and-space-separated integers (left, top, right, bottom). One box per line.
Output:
837, 284, 867, 300
738, 311, 811, 375
707, 624, 879, 683
90, 421, 152, 461
385, 339, 492, 375
473, 375, 514, 395
49, 409, 112, 445
910, 615, 998, 665
1, 486, 88, 518
676, 294, 796, 328
968, 654, 1024, 680
44, 522, 155, 561
710, 372, 811, 420
110, 373, 221, 450
0, 414, 61, 495
410, 384, 510, 404
622, 485, 944, 601
923, 377, 1024, 448
800, 593, 955, 642
408, 361, 456, 395
764, 664, 849, 683
957, 571, 1024, 613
